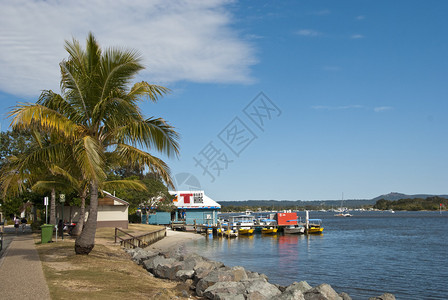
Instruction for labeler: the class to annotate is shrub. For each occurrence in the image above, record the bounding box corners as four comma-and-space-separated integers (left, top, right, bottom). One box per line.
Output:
128, 213, 141, 224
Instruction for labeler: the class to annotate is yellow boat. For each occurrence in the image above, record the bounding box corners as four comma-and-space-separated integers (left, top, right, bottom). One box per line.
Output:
217, 228, 238, 238
239, 228, 254, 235
307, 219, 324, 234
230, 214, 255, 235
261, 227, 278, 234
308, 226, 324, 234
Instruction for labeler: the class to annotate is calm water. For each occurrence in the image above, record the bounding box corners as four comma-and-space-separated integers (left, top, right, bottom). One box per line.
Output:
186, 211, 448, 300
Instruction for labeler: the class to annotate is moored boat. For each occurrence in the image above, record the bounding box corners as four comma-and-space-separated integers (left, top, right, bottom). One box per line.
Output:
284, 224, 305, 234
230, 214, 255, 235
334, 212, 352, 217
217, 226, 238, 238
261, 227, 278, 234
239, 228, 255, 235
307, 219, 324, 234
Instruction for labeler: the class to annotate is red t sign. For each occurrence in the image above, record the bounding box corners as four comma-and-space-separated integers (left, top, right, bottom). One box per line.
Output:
182, 194, 193, 204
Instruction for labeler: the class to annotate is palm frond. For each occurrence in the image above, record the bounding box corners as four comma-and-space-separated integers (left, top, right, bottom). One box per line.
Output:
103, 179, 147, 192
49, 165, 81, 190
99, 47, 143, 102
114, 144, 173, 188
32, 180, 74, 193
9, 103, 82, 140
73, 136, 106, 183
114, 117, 180, 158
129, 82, 170, 103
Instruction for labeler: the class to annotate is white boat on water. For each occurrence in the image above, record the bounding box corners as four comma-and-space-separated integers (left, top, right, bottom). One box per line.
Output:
284, 224, 305, 234
334, 193, 353, 217
334, 212, 352, 217
230, 214, 255, 235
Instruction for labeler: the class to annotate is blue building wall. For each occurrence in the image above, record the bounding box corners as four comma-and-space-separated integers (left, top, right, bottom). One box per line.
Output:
142, 209, 219, 225
182, 209, 219, 225
142, 212, 171, 225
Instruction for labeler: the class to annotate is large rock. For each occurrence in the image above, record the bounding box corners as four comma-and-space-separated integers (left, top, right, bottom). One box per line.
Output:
193, 258, 226, 272
277, 281, 312, 300
277, 290, 305, 300
176, 269, 195, 281
178, 253, 225, 276
339, 292, 352, 300
304, 283, 342, 300
193, 263, 229, 286
180, 252, 207, 270
203, 281, 246, 299
160, 245, 185, 260
142, 255, 170, 273
196, 266, 249, 296
130, 248, 158, 265
214, 294, 246, 300
286, 281, 312, 294
368, 293, 396, 300
153, 258, 183, 280
247, 270, 269, 281
243, 278, 282, 300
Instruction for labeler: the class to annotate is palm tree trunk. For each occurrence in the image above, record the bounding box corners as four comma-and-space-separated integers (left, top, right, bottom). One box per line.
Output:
49, 187, 56, 225
75, 182, 98, 255
71, 188, 87, 236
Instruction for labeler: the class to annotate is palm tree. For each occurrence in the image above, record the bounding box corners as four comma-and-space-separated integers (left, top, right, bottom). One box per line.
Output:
9, 32, 179, 254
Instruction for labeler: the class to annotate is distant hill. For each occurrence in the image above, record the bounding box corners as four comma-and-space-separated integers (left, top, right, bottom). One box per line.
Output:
371, 192, 448, 202
218, 192, 448, 209
219, 199, 376, 209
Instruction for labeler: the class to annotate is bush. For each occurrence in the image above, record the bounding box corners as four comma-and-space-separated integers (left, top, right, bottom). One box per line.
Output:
31, 220, 43, 232
128, 213, 141, 224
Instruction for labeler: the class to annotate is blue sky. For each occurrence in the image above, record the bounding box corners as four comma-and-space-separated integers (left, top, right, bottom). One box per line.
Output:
1, 0, 447, 201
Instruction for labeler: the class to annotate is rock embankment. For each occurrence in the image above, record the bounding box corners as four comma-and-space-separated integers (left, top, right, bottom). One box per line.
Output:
125, 247, 395, 300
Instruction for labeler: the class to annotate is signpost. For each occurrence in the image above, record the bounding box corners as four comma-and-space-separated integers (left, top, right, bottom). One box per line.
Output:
44, 196, 49, 224
60, 194, 65, 240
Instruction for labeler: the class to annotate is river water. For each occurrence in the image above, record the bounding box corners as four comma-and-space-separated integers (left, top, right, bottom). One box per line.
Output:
186, 211, 448, 299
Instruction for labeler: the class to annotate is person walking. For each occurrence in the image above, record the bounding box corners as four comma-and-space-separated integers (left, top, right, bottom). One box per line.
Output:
21, 217, 27, 233
58, 219, 64, 238
14, 216, 20, 234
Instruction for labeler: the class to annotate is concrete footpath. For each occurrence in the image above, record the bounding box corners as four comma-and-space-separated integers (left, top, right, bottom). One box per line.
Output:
0, 226, 51, 299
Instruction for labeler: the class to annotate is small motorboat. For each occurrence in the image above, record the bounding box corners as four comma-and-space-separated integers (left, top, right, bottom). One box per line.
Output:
334, 212, 352, 217
217, 227, 238, 238
261, 227, 278, 234
307, 219, 324, 234
230, 214, 255, 235
284, 224, 305, 234
239, 228, 255, 235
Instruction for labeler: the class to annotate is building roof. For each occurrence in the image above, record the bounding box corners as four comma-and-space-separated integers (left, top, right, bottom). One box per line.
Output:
100, 191, 129, 206
169, 191, 221, 209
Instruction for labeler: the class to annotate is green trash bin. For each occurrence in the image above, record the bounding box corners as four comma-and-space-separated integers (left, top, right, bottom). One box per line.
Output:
40, 224, 54, 244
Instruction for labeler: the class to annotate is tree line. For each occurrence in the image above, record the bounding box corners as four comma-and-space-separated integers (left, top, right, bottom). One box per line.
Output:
0, 33, 178, 255
373, 197, 447, 211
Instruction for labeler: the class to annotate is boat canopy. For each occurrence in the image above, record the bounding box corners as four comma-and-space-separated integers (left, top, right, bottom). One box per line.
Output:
260, 219, 276, 222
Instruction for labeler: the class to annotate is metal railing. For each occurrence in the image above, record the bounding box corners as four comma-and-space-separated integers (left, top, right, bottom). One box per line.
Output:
114, 227, 166, 249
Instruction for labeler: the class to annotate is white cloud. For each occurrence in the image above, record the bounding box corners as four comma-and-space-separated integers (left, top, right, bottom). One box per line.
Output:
0, 0, 256, 97
296, 29, 322, 37
311, 105, 364, 110
374, 106, 393, 112
355, 15, 365, 21
351, 34, 365, 39
312, 105, 393, 113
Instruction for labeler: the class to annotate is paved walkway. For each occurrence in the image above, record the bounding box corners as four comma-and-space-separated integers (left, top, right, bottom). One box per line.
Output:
0, 225, 51, 299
